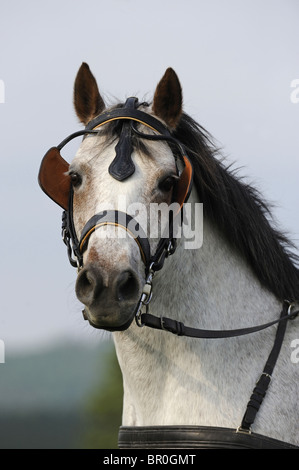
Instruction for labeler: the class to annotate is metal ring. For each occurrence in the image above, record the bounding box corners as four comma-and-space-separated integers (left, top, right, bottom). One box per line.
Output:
288, 301, 299, 320
143, 291, 153, 305
135, 314, 145, 328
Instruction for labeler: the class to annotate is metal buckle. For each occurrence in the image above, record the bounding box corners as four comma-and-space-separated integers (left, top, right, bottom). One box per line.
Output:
287, 301, 299, 320
236, 426, 252, 435
160, 316, 166, 331
166, 239, 176, 256
62, 228, 82, 270
135, 264, 155, 327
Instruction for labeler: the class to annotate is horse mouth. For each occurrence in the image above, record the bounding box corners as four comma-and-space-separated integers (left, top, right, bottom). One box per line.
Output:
82, 305, 136, 331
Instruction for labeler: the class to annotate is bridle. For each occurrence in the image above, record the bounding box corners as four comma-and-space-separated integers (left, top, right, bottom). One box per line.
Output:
38, 98, 299, 448
39, 98, 192, 278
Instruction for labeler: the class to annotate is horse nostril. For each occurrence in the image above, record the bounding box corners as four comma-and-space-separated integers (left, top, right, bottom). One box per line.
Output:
75, 266, 103, 306
116, 270, 139, 302
76, 265, 139, 307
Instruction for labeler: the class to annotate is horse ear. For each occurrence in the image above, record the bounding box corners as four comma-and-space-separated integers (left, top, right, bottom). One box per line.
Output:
74, 62, 105, 125
152, 68, 182, 129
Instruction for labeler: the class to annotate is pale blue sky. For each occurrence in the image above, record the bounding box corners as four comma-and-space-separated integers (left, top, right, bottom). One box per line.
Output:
0, 0, 298, 351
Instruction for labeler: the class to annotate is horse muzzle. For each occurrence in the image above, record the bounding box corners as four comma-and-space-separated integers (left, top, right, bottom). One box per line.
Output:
76, 262, 142, 331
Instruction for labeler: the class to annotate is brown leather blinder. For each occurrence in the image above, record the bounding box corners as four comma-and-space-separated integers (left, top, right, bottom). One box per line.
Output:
38, 147, 70, 210
38, 147, 192, 213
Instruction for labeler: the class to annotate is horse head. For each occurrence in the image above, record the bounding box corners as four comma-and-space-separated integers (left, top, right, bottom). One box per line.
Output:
39, 63, 192, 331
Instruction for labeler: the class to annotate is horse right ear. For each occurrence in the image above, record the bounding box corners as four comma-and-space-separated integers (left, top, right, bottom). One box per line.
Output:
152, 68, 182, 129
74, 63, 105, 125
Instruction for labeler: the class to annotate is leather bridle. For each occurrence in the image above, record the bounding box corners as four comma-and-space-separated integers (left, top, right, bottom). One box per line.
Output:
38, 99, 299, 447
39, 99, 193, 274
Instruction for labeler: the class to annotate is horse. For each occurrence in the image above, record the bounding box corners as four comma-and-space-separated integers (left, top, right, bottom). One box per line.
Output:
38, 63, 299, 449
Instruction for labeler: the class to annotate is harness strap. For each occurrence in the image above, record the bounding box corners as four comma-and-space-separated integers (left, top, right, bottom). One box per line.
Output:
139, 301, 298, 339
240, 302, 290, 431
85, 106, 172, 136
138, 301, 298, 436
61, 186, 82, 268
118, 425, 299, 449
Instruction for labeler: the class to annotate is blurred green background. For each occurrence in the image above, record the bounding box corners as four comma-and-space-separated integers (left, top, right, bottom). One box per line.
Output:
0, 340, 123, 449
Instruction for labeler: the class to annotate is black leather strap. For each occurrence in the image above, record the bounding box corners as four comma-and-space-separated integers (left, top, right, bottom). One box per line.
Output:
108, 98, 137, 181
139, 303, 298, 339
85, 107, 172, 136
61, 186, 82, 267
56, 105, 171, 151
118, 425, 299, 449
240, 303, 289, 431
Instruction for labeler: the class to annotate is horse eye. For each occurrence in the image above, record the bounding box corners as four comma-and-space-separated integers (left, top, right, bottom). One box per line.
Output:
70, 172, 82, 188
158, 176, 177, 193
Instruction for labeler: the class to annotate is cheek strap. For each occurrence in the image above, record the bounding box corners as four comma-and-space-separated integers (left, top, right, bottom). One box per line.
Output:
38, 147, 70, 210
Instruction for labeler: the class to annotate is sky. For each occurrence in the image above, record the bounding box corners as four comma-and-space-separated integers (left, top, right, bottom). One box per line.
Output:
0, 0, 298, 353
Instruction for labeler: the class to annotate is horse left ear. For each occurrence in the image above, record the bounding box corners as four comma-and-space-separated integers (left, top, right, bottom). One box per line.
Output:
152, 68, 182, 129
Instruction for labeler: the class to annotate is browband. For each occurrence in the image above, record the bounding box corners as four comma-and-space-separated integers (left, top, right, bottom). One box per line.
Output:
85, 106, 172, 136
55, 107, 172, 151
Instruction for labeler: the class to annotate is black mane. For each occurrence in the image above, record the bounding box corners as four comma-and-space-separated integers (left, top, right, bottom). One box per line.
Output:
173, 113, 299, 301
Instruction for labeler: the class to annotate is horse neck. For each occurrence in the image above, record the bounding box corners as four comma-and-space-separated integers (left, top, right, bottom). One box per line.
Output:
112, 190, 295, 439
154, 189, 281, 330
